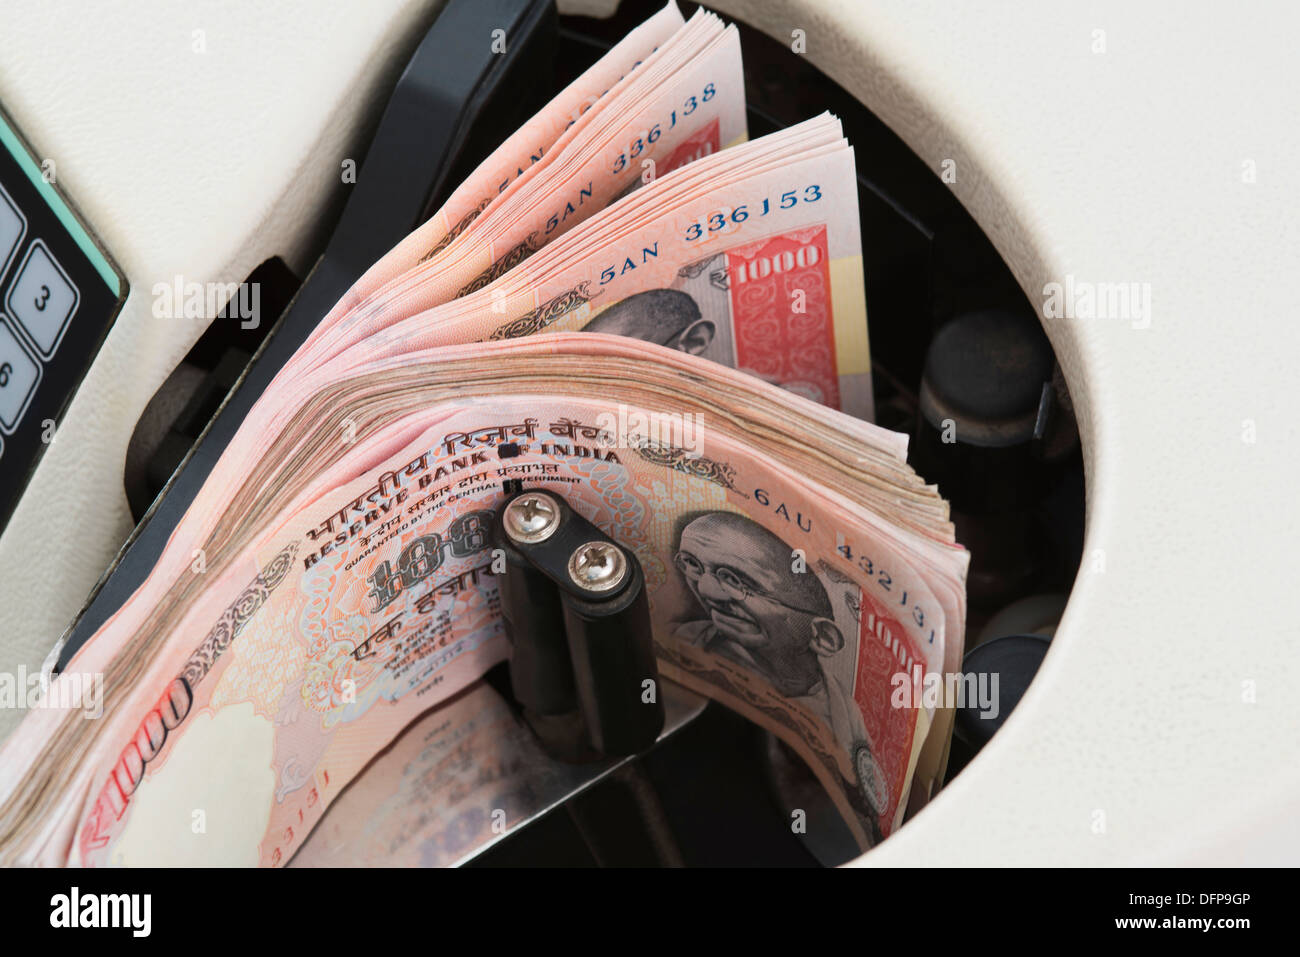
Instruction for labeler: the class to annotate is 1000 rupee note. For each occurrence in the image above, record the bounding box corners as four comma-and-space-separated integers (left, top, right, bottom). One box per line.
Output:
312, 2, 687, 331
52, 344, 946, 866
317, 7, 747, 355
342, 117, 872, 417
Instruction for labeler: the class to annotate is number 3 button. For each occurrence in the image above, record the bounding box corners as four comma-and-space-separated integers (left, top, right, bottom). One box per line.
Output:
7, 241, 79, 359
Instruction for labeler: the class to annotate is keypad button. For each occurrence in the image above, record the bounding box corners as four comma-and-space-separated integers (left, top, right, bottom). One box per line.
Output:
7, 240, 79, 358
0, 317, 41, 432
0, 184, 24, 283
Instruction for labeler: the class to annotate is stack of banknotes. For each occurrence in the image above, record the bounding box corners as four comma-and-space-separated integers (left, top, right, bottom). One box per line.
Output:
0, 2, 967, 865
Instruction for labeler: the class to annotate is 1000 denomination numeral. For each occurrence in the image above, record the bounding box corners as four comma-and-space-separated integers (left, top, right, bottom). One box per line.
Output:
366, 510, 493, 612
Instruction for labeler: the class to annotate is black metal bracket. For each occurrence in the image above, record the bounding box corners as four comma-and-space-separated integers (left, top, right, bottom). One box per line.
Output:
494, 485, 665, 762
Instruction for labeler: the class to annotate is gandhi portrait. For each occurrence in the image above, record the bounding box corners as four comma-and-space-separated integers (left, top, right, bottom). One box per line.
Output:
671, 512, 872, 753
581, 288, 720, 358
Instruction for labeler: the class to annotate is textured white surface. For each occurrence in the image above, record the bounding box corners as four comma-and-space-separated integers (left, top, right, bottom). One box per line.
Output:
649, 0, 1297, 865
0, 0, 444, 739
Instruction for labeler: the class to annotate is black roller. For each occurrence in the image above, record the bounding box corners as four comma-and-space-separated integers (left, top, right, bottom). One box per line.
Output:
954, 633, 1052, 750
911, 307, 1055, 513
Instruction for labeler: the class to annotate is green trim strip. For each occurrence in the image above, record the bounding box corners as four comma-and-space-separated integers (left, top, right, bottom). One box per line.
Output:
0, 111, 121, 297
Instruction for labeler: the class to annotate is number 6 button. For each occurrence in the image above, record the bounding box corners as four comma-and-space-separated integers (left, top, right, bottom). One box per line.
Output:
7, 240, 79, 359
0, 318, 40, 433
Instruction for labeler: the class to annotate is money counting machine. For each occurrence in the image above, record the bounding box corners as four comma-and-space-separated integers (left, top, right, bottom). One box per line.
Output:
0, 0, 1293, 866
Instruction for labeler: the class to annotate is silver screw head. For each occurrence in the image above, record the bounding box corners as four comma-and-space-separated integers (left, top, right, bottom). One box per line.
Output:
503, 493, 561, 543
568, 541, 627, 592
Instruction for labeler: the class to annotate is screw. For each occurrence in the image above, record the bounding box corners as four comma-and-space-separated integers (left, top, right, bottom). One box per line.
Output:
503, 493, 560, 543
568, 541, 627, 593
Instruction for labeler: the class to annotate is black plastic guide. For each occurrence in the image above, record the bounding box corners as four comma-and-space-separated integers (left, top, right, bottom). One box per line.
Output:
495, 486, 665, 760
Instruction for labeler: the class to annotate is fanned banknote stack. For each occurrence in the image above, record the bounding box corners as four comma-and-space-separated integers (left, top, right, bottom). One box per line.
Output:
0, 3, 967, 865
